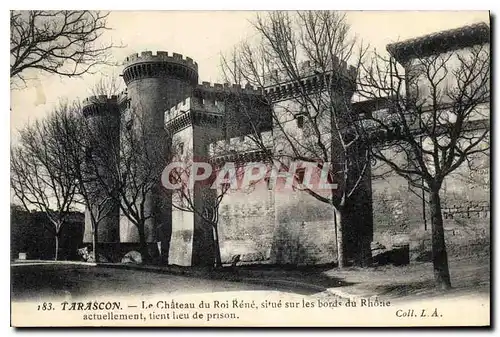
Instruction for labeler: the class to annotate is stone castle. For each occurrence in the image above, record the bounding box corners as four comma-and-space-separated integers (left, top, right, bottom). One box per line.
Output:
82, 23, 490, 266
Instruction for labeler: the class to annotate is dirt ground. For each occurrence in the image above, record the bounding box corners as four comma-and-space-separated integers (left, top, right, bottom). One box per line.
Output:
322, 255, 490, 301
227, 254, 490, 302
12, 254, 489, 304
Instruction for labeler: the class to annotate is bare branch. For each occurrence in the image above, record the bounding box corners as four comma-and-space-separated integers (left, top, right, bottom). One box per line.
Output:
10, 10, 123, 87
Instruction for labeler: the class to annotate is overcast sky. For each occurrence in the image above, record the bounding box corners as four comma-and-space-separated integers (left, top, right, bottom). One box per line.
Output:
10, 10, 489, 140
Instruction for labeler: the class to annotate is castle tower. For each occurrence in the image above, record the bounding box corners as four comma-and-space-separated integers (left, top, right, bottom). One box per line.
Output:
165, 93, 224, 267
82, 95, 121, 248
122, 51, 199, 263
264, 58, 373, 266
165, 83, 272, 267
329, 61, 373, 266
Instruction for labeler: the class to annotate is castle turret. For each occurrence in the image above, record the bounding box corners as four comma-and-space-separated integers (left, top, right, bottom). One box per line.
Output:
262, 57, 373, 266
122, 51, 199, 263
165, 83, 273, 267
166, 97, 219, 267
82, 95, 121, 249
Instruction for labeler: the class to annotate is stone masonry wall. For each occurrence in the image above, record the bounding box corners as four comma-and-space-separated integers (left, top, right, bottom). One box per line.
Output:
272, 187, 337, 265
218, 187, 276, 263
217, 178, 338, 265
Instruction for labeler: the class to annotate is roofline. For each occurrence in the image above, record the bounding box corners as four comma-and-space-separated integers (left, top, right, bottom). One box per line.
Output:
386, 22, 490, 63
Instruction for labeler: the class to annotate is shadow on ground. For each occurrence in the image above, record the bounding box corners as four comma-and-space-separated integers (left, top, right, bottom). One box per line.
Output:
11, 263, 351, 302
212, 262, 355, 290
11, 255, 489, 303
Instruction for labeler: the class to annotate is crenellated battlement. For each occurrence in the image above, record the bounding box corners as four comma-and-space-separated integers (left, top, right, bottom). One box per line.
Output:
117, 89, 128, 102
83, 95, 118, 106
263, 57, 357, 102
298, 57, 357, 82
82, 95, 119, 118
117, 89, 129, 111
196, 81, 264, 96
122, 51, 199, 85
164, 97, 225, 135
208, 131, 273, 157
167, 96, 224, 121
167, 97, 196, 122
188, 58, 357, 104
124, 51, 198, 70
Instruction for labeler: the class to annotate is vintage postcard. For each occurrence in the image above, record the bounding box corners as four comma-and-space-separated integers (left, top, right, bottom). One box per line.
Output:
10, 10, 491, 327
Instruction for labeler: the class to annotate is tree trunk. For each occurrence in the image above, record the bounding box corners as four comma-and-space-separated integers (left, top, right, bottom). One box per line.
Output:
429, 188, 452, 290
137, 223, 150, 265
334, 209, 346, 268
213, 224, 222, 269
54, 234, 59, 261
92, 223, 99, 262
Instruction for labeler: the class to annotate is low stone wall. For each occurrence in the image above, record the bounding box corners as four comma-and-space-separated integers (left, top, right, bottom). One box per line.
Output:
218, 190, 276, 262
169, 229, 193, 266
91, 242, 161, 263
270, 220, 337, 265
218, 189, 338, 266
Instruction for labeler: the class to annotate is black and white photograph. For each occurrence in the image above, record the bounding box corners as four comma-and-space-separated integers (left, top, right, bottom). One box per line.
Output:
9, 9, 491, 327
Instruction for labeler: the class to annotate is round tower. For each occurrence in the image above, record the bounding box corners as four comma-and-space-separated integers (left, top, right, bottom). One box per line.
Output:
82, 95, 121, 249
123, 51, 198, 117
122, 51, 199, 262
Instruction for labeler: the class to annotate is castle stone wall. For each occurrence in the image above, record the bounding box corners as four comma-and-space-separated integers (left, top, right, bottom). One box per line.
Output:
121, 51, 198, 265
82, 96, 121, 246
216, 178, 339, 265
218, 184, 276, 262
169, 126, 195, 266
272, 185, 338, 264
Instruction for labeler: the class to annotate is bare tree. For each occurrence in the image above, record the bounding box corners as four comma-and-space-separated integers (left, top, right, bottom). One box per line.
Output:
88, 69, 124, 97
167, 141, 252, 268
357, 40, 490, 289
91, 103, 169, 264
10, 10, 119, 87
167, 158, 224, 268
75, 73, 124, 262
49, 100, 119, 262
450, 153, 489, 193
220, 11, 370, 267
11, 107, 81, 260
